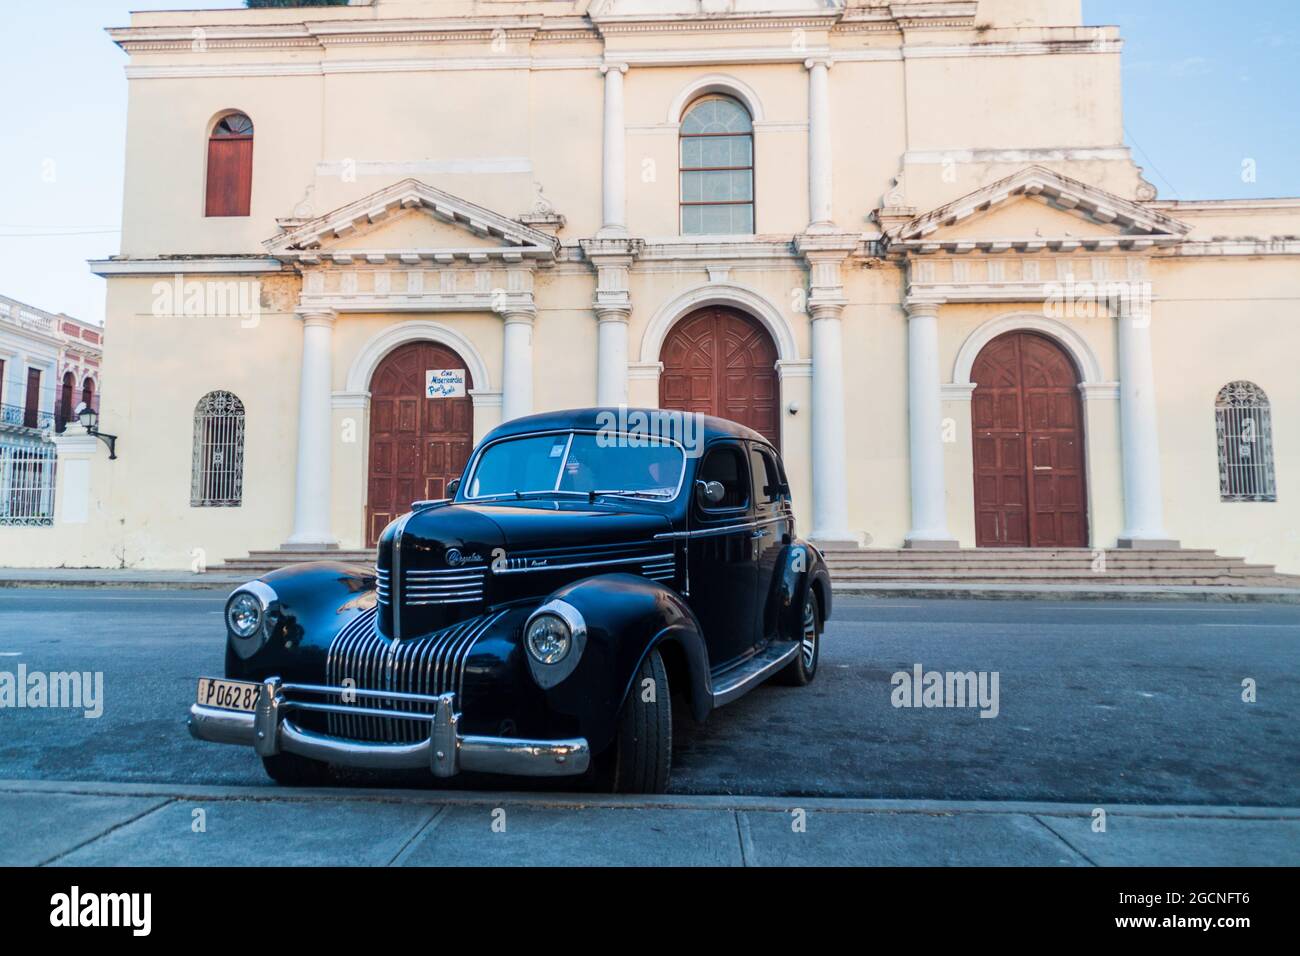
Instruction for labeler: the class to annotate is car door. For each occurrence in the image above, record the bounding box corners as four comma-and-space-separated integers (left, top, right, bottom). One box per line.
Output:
687, 441, 760, 671
748, 442, 792, 644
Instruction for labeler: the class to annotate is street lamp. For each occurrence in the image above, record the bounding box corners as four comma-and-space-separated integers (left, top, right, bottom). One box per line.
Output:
76, 403, 118, 460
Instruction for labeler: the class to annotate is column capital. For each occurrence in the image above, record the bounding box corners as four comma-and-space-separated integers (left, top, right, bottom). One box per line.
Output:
501, 308, 536, 326
804, 56, 833, 71
596, 307, 631, 325
904, 297, 943, 319
600, 61, 629, 76
295, 308, 337, 327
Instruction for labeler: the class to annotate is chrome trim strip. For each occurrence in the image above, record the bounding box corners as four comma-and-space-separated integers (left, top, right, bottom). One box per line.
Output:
710, 641, 800, 707
655, 515, 788, 541
390, 511, 417, 641
494, 552, 676, 575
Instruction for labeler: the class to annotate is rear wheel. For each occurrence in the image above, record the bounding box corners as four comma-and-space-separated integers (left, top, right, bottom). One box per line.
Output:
261, 752, 330, 787
775, 590, 820, 686
597, 648, 672, 794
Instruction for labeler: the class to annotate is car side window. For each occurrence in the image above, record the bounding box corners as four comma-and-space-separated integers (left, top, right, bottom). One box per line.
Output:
697, 444, 750, 512
749, 445, 783, 507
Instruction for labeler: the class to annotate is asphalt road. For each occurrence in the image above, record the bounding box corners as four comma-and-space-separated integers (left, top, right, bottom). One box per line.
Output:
0, 589, 1296, 805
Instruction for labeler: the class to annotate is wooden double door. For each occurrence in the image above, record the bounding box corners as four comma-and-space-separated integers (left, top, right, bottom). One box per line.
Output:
971, 331, 1089, 548
659, 306, 780, 447
366, 342, 473, 547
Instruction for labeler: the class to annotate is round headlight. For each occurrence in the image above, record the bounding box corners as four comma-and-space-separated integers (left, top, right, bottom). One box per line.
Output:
525, 613, 571, 665
226, 592, 264, 639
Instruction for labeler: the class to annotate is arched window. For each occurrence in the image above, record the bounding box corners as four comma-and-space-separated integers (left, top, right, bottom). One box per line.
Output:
192, 391, 246, 507
80, 376, 95, 413
680, 95, 754, 236
205, 112, 254, 218
1216, 381, 1277, 502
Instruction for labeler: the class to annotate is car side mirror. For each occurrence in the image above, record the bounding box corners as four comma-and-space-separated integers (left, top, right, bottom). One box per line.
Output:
695, 479, 726, 507
446, 477, 461, 498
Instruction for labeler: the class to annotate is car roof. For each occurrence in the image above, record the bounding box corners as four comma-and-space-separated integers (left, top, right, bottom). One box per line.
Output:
481, 407, 772, 448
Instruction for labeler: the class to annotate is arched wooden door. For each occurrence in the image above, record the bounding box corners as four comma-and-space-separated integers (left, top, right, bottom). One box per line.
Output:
659, 306, 780, 447
971, 331, 1088, 548
366, 341, 473, 547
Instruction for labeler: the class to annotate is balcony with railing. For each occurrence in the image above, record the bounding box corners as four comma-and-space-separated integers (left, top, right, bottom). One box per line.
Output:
0, 402, 55, 432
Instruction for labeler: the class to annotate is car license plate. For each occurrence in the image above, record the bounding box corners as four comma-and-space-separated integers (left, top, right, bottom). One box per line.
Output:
197, 678, 261, 713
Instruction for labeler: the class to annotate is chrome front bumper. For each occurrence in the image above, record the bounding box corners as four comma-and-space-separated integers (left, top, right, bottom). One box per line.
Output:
187, 677, 590, 778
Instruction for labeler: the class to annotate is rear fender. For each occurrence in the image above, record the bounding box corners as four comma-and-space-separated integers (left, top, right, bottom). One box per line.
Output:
774, 541, 833, 638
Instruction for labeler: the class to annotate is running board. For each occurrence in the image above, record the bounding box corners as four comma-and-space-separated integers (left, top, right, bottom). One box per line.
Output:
710, 641, 800, 707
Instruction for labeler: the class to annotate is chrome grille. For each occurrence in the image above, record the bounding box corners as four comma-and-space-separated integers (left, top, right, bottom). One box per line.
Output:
324, 606, 505, 743
404, 566, 487, 606
642, 556, 676, 583
375, 567, 391, 607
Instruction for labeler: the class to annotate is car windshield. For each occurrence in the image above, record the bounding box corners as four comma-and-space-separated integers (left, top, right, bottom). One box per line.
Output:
465, 432, 686, 501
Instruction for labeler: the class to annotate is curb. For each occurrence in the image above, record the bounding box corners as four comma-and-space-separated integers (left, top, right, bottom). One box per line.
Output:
2, 779, 1297, 820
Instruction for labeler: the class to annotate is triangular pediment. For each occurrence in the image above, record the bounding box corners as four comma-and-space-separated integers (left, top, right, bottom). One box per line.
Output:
266, 179, 559, 262
893, 166, 1191, 253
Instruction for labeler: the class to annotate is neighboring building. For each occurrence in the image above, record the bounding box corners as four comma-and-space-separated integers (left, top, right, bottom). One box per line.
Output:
0, 294, 103, 527
7, 0, 1299, 572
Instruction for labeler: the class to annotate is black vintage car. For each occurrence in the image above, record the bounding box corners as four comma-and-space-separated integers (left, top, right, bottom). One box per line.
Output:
189, 408, 832, 793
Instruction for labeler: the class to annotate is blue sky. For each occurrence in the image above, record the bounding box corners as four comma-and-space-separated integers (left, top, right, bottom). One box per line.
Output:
0, 0, 1296, 325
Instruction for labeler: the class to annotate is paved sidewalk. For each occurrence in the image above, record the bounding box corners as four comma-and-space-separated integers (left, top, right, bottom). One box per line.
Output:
0, 569, 243, 589
4, 567, 1300, 602
2, 780, 1296, 867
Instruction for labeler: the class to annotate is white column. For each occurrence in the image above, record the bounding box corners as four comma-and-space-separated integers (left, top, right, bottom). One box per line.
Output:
501, 311, 535, 422
1116, 299, 1177, 548
805, 58, 834, 232
904, 301, 958, 549
599, 63, 628, 239
809, 307, 854, 545
596, 313, 629, 406
285, 310, 337, 549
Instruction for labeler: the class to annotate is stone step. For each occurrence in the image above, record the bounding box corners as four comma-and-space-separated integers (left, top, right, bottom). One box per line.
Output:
831, 571, 1300, 586
820, 548, 1219, 561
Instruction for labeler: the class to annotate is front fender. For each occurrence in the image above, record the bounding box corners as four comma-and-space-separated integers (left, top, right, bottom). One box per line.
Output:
534, 573, 711, 755
224, 561, 376, 682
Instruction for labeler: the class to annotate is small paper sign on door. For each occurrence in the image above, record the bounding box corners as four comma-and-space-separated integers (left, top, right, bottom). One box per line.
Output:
426, 369, 466, 398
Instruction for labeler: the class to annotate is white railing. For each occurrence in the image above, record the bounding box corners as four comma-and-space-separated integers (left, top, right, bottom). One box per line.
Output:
0, 437, 58, 526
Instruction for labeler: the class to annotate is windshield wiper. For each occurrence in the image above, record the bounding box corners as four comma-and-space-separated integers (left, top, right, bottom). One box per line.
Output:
586, 489, 665, 502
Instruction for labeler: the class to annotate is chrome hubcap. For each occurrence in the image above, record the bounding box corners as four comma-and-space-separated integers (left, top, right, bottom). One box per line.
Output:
800, 600, 817, 670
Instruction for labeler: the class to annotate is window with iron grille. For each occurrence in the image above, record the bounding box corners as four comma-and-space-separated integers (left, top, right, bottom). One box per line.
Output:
680, 95, 754, 236
1216, 381, 1277, 502
192, 391, 245, 507
0, 438, 57, 526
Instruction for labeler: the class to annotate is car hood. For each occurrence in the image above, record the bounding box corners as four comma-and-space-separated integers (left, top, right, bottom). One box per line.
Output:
404, 499, 675, 560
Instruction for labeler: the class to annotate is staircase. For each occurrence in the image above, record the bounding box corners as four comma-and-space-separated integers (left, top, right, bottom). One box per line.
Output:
215, 549, 376, 576
819, 547, 1300, 590
216, 546, 1300, 591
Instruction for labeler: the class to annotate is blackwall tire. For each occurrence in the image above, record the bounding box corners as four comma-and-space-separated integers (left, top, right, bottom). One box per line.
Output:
775, 590, 820, 687
600, 647, 672, 794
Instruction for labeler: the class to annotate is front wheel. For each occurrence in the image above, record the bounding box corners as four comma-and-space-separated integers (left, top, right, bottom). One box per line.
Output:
775, 590, 820, 686
597, 647, 672, 794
